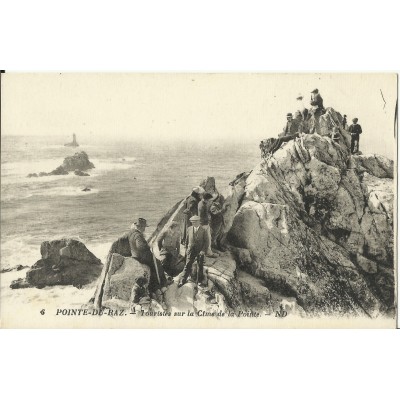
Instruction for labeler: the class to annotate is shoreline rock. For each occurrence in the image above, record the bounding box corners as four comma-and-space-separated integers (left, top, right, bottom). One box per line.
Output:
10, 239, 103, 289
27, 151, 95, 178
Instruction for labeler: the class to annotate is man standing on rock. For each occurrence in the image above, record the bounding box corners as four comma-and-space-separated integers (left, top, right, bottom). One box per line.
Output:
198, 192, 218, 258
128, 218, 168, 298
349, 117, 362, 154
309, 88, 325, 134
178, 215, 208, 288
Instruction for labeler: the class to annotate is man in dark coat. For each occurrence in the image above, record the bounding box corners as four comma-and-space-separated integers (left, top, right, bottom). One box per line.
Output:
198, 192, 217, 257
181, 186, 204, 245
210, 192, 230, 251
178, 215, 209, 288
128, 217, 167, 293
349, 117, 362, 154
309, 88, 325, 134
310, 88, 324, 111
280, 113, 300, 137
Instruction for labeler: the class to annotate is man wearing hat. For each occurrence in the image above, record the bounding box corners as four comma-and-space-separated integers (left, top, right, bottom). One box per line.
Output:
348, 118, 362, 154
128, 217, 167, 294
178, 215, 208, 288
309, 89, 325, 134
310, 89, 324, 111
181, 186, 204, 245
279, 113, 300, 138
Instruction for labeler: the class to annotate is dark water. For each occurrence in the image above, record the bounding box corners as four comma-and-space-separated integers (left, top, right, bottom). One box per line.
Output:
1, 135, 259, 266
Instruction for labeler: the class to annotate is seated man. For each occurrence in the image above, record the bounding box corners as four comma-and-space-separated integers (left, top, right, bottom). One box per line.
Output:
279, 113, 300, 137
128, 217, 168, 296
130, 276, 151, 313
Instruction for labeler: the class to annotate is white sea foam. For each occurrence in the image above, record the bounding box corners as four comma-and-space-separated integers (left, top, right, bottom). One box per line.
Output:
38, 186, 100, 197
0, 237, 40, 268
90, 158, 135, 173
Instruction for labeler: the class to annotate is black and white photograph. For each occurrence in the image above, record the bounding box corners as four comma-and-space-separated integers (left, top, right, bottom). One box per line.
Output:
1, 73, 397, 328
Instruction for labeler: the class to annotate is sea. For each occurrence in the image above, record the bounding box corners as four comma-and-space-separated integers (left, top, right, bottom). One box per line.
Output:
1, 135, 260, 269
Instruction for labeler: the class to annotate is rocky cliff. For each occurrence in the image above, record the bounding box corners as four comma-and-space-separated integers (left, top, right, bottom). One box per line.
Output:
93, 107, 395, 319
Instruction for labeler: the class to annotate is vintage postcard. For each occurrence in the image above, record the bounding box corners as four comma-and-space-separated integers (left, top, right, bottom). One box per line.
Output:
0, 73, 397, 328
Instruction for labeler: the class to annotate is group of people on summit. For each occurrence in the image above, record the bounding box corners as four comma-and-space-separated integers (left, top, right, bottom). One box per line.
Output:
128, 185, 230, 311
260, 88, 363, 157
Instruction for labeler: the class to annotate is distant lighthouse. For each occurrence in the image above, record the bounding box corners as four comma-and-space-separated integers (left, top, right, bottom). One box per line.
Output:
64, 133, 79, 147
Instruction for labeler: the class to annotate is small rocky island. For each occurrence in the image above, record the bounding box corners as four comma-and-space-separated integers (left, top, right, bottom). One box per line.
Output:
27, 151, 95, 177
64, 133, 79, 147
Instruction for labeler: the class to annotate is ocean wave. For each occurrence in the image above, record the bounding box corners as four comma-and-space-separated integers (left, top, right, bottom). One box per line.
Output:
1, 186, 99, 202
0, 237, 40, 268
37, 186, 100, 197
89, 158, 135, 173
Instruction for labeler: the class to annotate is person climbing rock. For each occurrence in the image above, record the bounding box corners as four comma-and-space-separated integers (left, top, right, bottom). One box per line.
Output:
182, 186, 204, 245
178, 215, 208, 288
198, 192, 218, 258
128, 217, 168, 297
157, 221, 182, 278
130, 276, 151, 313
349, 117, 362, 154
210, 192, 230, 251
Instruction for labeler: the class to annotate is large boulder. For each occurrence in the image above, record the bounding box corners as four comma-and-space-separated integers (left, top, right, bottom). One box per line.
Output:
11, 239, 102, 289
101, 254, 151, 309
92, 233, 132, 309
62, 151, 95, 171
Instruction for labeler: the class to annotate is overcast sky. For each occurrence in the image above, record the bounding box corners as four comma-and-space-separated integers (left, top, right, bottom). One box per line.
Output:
1, 73, 397, 158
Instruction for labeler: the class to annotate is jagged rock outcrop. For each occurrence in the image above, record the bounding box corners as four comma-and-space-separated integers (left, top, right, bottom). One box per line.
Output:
11, 239, 102, 289
92, 107, 394, 319
61, 151, 94, 171
27, 151, 94, 178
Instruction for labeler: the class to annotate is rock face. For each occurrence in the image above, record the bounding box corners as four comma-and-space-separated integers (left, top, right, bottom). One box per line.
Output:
101, 254, 151, 309
27, 151, 94, 178
11, 239, 102, 289
233, 107, 395, 317
62, 151, 94, 171
92, 107, 394, 319
75, 169, 90, 176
